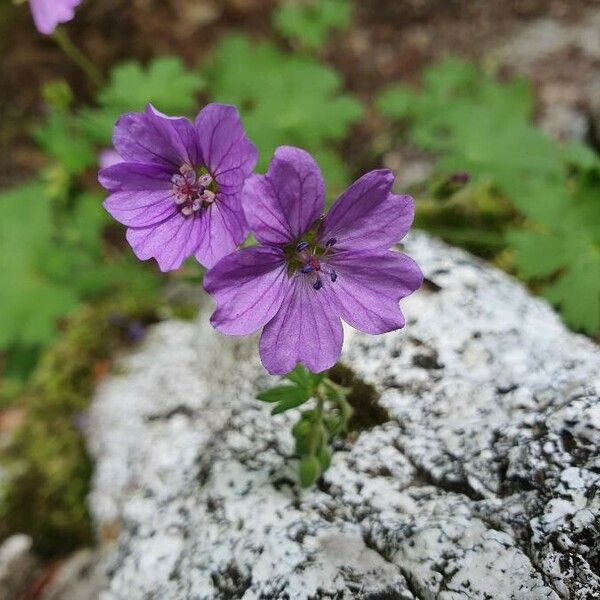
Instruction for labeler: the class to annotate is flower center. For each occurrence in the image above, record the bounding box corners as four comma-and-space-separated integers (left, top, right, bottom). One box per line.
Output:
294, 238, 337, 290
171, 164, 217, 217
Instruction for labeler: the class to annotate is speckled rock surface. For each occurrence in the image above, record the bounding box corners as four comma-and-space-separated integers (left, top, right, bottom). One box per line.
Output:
0, 535, 39, 600
87, 233, 600, 600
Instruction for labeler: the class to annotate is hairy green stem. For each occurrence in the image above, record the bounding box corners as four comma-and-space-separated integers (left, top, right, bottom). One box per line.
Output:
52, 28, 103, 88
309, 393, 325, 455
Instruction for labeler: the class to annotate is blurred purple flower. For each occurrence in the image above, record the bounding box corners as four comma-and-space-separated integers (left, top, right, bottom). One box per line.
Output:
98, 149, 123, 169
98, 104, 258, 270
204, 146, 423, 375
30, 0, 81, 35
127, 320, 146, 344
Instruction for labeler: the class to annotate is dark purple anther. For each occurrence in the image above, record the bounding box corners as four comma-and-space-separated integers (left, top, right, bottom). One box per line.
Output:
313, 279, 323, 290
330, 269, 337, 282
297, 241, 309, 252
301, 265, 314, 273
325, 238, 336, 247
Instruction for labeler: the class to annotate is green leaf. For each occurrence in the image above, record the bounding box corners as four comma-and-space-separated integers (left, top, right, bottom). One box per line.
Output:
80, 57, 204, 144
274, 0, 352, 51
543, 254, 600, 333
507, 230, 569, 279
206, 35, 362, 196
0, 185, 161, 351
377, 59, 565, 211
377, 57, 600, 334
0, 184, 79, 348
271, 392, 312, 415
286, 364, 328, 392
299, 455, 321, 487
286, 365, 313, 389
98, 58, 203, 113
34, 111, 95, 176
257, 385, 310, 403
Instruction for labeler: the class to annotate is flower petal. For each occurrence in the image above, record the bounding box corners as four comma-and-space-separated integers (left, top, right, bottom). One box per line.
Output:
113, 105, 199, 168
259, 278, 343, 375
29, 0, 81, 34
320, 170, 415, 250
98, 162, 173, 193
195, 104, 257, 195
98, 149, 123, 169
328, 249, 423, 334
204, 246, 289, 336
244, 146, 325, 246
104, 191, 177, 228
194, 195, 249, 268
99, 162, 176, 228
125, 214, 202, 272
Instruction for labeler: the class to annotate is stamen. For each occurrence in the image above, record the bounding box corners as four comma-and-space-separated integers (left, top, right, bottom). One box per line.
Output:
301, 265, 314, 273
174, 193, 188, 205
313, 278, 323, 290
325, 238, 337, 247
171, 173, 186, 187
297, 241, 309, 252
171, 164, 217, 216
198, 174, 213, 187
201, 190, 216, 204
330, 269, 337, 282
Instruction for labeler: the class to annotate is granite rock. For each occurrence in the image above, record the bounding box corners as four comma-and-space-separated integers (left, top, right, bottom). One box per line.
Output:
88, 233, 600, 599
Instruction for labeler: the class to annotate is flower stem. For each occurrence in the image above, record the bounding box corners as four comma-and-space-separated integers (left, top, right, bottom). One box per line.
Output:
52, 28, 103, 88
309, 393, 325, 455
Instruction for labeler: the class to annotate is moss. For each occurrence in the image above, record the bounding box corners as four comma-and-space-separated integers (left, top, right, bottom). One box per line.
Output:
328, 363, 390, 431
0, 294, 164, 556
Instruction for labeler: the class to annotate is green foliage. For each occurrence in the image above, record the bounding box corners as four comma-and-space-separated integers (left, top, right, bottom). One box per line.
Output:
34, 110, 95, 177
206, 35, 363, 195
377, 58, 600, 333
1, 57, 200, 379
274, 0, 352, 51
1, 296, 162, 555
80, 57, 204, 145
257, 365, 352, 487
0, 184, 160, 357
0, 183, 79, 349
509, 169, 600, 333
35, 57, 204, 185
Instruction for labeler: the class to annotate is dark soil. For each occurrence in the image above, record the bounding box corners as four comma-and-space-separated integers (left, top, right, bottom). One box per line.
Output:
0, 0, 596, 186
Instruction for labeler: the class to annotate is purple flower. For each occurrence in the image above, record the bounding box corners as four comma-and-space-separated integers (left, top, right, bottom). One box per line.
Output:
204, 146, 423, 375
98, 104, 258, 270
29, 0, 81, 35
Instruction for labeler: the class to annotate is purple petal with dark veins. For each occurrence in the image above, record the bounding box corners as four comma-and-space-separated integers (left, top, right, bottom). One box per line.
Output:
205, 246, 289, 335
244, 146, 325, 246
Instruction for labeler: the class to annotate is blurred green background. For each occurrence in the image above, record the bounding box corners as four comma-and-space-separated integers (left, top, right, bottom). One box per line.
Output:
0, 0, 599, 560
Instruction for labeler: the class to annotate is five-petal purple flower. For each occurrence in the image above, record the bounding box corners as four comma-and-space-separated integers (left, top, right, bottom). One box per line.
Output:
30, 0, 81, 35
204, 146, 423, 375
99, 103, 258, 270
